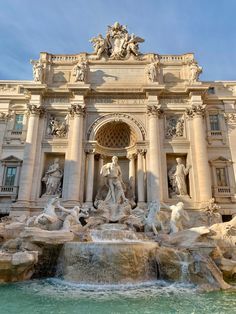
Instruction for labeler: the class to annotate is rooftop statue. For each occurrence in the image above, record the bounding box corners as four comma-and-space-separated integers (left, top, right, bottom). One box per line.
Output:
90, 22, 144, 60
30, 60, 44, 82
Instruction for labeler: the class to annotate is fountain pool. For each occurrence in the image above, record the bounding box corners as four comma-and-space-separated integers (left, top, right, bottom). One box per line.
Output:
1, 279, 236, 314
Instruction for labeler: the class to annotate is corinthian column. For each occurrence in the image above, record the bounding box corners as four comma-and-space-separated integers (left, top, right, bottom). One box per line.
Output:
137, 149, 145, 204
18, 104, 44, 202
187, 94, 212, 202
128, 153, 136, 186
97, 154, 104, 187
147, 99, 163, 201
67, 103, 85, 202
85, 149, 95, 204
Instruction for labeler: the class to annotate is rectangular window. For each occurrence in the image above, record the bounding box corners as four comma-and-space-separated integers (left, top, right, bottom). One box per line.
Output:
209, 114, 220, 131
216, 167, 227, 186
14, 114, 24, 131
4, 167, 16, 186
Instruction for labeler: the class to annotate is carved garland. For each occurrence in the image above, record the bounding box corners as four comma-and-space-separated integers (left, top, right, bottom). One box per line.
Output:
87, 113, 146, 141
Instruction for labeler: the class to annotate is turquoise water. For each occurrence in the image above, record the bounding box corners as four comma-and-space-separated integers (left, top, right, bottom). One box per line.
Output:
0, 279, 236, 314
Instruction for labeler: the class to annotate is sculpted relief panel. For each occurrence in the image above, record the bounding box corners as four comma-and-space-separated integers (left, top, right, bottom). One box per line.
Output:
165, 115, 185, 139
46, 114, 69, 138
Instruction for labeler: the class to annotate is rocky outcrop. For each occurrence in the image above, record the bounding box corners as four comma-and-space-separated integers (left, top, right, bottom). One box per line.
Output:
0, 251, 38, 282
20, 227, 74, 245
156, 246, 231, 291
157, 226, 211, 248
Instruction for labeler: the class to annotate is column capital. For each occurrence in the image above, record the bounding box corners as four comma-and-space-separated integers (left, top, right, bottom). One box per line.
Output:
127, 152, 137, 160
0, 111, 13, 122
137, 148, 147, 155
26, 104, 45, 117
185, 103, 206, 119
84, 142, 96, 154
85, 148, 96, 154
146, 104, 163, 117
224, 113, 236, 125
69, 103, 86, 117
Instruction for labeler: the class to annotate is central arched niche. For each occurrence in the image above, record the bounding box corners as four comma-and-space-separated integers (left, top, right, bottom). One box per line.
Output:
95, 121, 137, 149
93, 121, 138, 200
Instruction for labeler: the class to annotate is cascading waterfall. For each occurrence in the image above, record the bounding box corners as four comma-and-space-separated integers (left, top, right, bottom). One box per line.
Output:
56, 225, 159, 284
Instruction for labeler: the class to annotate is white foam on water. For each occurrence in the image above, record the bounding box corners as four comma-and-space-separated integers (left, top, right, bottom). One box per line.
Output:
17, 278, 197, 301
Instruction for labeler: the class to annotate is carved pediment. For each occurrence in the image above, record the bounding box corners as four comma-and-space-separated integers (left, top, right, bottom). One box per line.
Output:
1, 155, 22, 164
209, 156, 232, 165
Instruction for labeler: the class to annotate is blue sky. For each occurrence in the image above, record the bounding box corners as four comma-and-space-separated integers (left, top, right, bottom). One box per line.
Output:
0, 0, 236, 81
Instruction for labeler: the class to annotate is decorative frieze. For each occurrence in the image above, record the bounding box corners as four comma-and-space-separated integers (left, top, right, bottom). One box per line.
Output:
87, 96, 146, 106
0, 85, 18, 94
44, 98, 70, 105
160, 98, 188, 105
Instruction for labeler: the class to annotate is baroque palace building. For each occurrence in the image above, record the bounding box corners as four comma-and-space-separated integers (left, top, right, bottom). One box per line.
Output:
0, 22, 236, 221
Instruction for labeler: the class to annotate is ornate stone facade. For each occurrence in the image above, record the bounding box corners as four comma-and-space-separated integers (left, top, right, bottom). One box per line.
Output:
0, 22, 235, 220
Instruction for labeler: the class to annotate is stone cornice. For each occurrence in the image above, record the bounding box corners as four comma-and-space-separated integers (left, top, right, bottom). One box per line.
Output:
67, 83, 90, 96
185, 85, 210, 95
143, 85, 165, 94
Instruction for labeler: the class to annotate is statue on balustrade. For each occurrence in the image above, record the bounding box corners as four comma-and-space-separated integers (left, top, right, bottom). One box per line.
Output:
146, 62, 159, 82
42, 158, 63, 196
31, 60, 44, 82
189, 60, 202, 84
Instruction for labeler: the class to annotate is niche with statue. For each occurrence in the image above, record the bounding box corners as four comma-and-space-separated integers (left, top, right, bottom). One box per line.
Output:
41, 153, 65, 197
167, 154, 191, 198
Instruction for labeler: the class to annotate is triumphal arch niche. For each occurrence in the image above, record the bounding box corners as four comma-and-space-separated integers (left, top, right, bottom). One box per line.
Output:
0, 22, 236, 222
